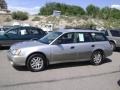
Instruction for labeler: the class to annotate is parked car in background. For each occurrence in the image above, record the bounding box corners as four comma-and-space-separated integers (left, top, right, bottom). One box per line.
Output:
101, 30, 120, 50
0, 26, 16, 35
7, 29, 112, 72
3, 26, 15, 31
0, 26, 46, 47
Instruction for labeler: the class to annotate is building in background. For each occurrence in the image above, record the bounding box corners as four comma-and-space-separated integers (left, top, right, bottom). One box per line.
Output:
53, 10, 61, 17
0, 0, 9, 13
0, 0, 11, 25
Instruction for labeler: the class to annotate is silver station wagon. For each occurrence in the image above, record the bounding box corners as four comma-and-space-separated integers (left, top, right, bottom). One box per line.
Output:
7, 29, 112, 72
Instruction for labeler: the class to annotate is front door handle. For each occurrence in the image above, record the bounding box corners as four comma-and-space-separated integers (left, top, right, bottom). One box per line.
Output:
70, 46, 75, 49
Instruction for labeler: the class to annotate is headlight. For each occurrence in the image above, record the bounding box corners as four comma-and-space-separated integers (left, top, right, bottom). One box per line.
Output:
11, 49, 21, 55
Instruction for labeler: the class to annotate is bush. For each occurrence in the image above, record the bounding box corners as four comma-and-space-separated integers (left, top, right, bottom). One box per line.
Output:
12, 11, 29, 20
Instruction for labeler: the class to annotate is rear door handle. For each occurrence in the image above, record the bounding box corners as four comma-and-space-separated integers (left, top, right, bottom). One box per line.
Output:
91, 45, 95, 47
70, 46, 75, 49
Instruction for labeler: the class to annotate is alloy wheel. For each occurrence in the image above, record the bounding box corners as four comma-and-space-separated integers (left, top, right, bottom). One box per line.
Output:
30, 57, 44, 70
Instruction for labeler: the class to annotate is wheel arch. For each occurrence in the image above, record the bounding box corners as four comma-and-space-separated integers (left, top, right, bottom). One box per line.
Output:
92, 49, 105, 58
109, 40, 116, 45
26, 52, 49, 66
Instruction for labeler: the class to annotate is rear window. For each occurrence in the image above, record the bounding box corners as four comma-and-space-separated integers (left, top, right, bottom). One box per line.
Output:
91, 33, 108, 42
110, 30, 120, 37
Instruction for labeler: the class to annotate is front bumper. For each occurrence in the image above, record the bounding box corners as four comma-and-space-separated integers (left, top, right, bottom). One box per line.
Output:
7, 51, 26, 66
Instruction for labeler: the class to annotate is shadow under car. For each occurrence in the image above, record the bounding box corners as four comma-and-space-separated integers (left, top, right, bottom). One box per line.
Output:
13, 58, 112, 71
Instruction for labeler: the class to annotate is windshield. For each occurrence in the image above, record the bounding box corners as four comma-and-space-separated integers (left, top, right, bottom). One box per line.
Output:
39, 32, 62, 44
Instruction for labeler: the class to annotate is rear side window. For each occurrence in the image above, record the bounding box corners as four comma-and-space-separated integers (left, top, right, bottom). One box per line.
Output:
91, 33, 107, 42
110, 30, 120, 37
29, 27, 40, 35
18, 28, 29, 35
76, 32, 93, 43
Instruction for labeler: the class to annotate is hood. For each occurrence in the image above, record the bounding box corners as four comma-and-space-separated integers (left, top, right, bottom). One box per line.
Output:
10, 40, 46, 49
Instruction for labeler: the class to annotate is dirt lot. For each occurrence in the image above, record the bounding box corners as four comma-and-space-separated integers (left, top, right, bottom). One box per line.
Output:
0, 49, 120, 90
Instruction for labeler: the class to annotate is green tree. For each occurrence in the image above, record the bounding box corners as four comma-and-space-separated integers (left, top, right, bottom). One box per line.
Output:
110, 8, 120, 19
100, 7, 111, 19
86, 4, 100, 18
12, 11, 29, 20
100, 7, 120, 20
39, 2, 85, 16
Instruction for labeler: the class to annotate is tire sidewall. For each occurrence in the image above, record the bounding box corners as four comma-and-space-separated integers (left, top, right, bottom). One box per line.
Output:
91, 51, 103, 65
27, 54, 46, 72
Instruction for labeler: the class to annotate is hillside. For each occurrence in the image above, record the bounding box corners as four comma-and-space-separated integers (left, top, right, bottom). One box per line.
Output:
1, 15, 120, 30
2, 2, 120, 30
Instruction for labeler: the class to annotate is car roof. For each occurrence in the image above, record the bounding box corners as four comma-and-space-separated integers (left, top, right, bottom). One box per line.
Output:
8, 26, 42, 30
4, 26, 43, 33
57, 29, 100, 33
12, 26, 39, 28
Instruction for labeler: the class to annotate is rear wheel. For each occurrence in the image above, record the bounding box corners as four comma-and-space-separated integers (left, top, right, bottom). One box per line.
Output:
91, 51, 103, 65
26, 54, 46, 72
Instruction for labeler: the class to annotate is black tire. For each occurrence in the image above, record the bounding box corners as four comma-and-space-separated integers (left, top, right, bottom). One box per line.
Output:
110, 42, 116, 51
91, 51, 103, 65
26, 54, 46, 72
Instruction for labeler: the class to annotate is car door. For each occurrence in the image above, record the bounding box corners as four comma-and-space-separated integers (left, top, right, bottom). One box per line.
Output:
1, 28, 20, 46
17, 27, 31, 41
75, 32, 94, 60
51, 32, 78, 62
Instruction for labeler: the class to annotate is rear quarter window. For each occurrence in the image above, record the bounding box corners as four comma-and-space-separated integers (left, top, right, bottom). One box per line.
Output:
101, 30, 109, 36
91, 33, 108, 42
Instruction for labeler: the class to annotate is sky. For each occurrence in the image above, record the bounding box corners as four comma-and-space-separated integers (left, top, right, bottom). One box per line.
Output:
5, 0, 120, 14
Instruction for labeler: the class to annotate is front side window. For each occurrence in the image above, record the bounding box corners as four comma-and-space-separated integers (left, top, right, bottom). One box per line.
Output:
57, 33, 74, 44
39, 32, 62, 44
6, 29, 17, 35
91, 33, 107, 41
110, 30, 120, 37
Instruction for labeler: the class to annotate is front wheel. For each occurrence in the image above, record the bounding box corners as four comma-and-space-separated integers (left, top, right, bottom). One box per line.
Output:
26, 54, 46, 72
91, 51, 103, 65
